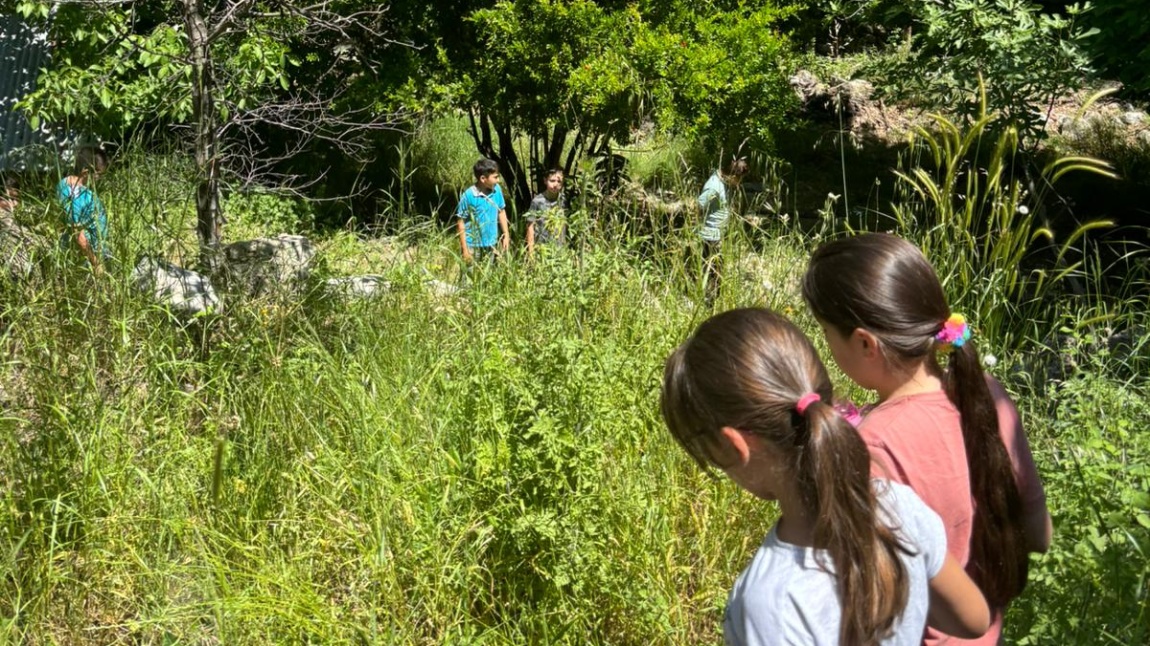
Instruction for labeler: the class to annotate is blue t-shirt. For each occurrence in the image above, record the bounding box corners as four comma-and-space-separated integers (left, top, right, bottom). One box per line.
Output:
57, 178, 109, 256
455, 184, 506, 248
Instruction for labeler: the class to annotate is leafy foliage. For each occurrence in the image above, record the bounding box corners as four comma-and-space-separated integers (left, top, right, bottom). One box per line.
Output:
633, 3, 798, 149
410, 0, 798, 206
1082, 0, 1150, 98
13, 0, 295, 134
878, 98, 1115, 351
1008, 354, 1150, 644
869, 0, 1096, 143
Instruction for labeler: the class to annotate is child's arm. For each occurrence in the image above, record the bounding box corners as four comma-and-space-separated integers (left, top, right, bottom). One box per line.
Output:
498, 208, 509, 252
456, 218, 472, 263
526, 221, 535, 257
927, 555, 990, 639
76, 230, 102, 273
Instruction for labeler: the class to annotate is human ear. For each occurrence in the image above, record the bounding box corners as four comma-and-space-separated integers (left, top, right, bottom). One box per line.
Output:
853, 328, 882, 359
719, 427, 752, 467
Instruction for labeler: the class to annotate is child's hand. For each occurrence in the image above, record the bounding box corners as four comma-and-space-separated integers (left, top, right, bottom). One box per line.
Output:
500, 236, 509, 253
462, 248, 473, 263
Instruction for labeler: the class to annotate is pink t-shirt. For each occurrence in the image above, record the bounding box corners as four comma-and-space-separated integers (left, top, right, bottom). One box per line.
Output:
858, 377, 1046, 646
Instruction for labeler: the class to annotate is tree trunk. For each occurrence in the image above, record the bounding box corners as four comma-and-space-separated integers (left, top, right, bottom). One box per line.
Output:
543, 124, 567, 174
494, 121, 530, 210
185, 0, 222, 269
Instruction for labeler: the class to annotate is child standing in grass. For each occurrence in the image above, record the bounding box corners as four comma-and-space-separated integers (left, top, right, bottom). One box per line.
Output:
57, 147, 110, 272
526, 168, 566, 257
661, 307, 990, 646
696, 157, 748, 305
456, 158, 509, 264
802, 233, 1052, 645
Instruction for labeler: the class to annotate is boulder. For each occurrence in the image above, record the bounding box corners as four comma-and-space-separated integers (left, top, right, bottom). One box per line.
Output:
324, 275, 391, 299
788, 70, 887, 136
789, 70, 829, 110
218, 234, 315, 296
0, 213, 36, 279
1122, 111, 1146, 126
132, 256, 221, 316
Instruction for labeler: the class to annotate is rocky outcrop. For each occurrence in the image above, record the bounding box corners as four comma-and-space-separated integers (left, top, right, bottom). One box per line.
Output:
132, 256, 221, 316
790, 70, 890, 137
217, 234, 315, 297
0, 212, 36, 279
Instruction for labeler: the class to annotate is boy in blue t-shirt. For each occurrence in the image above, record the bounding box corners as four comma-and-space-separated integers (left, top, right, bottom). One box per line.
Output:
57, 147, 111, 272
455, 158, 509, 263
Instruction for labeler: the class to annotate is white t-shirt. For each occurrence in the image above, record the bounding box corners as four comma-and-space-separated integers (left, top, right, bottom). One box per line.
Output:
724, 480, 947, 646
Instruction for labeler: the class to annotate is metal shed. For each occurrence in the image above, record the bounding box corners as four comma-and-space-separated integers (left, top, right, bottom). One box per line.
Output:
0, 14, 53, 170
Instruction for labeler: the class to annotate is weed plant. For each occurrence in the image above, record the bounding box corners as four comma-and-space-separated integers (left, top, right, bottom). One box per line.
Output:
879, 96, 1117, 352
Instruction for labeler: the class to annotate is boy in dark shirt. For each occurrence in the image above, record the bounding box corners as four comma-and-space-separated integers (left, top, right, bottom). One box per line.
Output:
526, 168, 566, 257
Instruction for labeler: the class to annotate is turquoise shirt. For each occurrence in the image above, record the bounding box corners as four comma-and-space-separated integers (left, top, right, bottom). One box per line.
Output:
57, 178, 109, 257
455, 184, 506, 248
698, 171, 730, 242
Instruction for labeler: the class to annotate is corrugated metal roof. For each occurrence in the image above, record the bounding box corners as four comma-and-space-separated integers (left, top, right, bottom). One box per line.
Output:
0, 14, 53, 170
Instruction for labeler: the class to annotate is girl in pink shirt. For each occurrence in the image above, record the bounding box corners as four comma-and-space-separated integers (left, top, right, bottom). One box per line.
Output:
661, 308, 990, 645
801, 233, 1052, 645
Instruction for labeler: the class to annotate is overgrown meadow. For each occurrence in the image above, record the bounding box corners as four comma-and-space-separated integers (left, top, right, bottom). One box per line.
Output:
1, 127, 1148, 643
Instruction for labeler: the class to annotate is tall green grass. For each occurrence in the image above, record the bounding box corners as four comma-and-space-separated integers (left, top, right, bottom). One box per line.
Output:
1, 136, 1147, 645
879, 101, 1117, 353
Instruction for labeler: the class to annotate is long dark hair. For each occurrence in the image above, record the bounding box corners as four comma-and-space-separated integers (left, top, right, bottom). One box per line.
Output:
801, 232, 1029, 606
661, 308, 911, 645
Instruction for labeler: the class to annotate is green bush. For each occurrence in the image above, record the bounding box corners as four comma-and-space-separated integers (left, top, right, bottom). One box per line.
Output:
222, 189, 315, 239
869, 0, 1095, 143
879, 104, 1114, 351
1007, 347, 1150, 643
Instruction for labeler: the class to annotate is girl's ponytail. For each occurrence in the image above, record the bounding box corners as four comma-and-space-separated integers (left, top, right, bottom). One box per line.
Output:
804, 233, 1033, 607
943, 338, 1029, 605
799, 398, 911, 645
660, 309, 913, 644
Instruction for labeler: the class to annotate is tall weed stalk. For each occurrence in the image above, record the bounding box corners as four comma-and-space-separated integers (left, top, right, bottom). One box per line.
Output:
882, 88, 1117, 351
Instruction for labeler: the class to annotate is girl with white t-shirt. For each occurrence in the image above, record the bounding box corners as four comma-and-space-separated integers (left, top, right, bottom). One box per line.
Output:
660, 308, 990, 645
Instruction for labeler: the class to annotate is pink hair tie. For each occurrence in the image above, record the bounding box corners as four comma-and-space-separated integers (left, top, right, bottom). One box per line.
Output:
795, 392, 822, 415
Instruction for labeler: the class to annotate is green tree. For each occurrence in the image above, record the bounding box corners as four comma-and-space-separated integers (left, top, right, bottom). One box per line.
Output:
869, 0, 1095, 145
407, 0, 798, 207
12, 0, 402, 263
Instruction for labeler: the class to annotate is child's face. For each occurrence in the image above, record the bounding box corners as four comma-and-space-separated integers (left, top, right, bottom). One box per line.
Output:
544, 172, 563, 195
477, 172, 500, 192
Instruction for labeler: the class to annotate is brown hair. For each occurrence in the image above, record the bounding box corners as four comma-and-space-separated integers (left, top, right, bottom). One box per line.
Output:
801, 233, 1029, 606
74, 147, 109, 176
661, 308, 910, 645
725, 157, 749, 178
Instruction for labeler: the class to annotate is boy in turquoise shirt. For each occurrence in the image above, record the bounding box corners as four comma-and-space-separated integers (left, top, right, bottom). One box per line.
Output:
456, 158, 510, 263
57, 147, 110, 272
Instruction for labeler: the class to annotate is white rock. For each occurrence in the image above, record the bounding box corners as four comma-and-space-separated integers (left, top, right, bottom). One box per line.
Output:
324, 275, 391, 299
132, 256, 221, 316
1122, 111, 1146, 126
219, 233, 315, 296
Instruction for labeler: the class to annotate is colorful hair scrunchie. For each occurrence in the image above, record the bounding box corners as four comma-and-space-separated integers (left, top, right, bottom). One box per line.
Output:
935, 313, 972, 352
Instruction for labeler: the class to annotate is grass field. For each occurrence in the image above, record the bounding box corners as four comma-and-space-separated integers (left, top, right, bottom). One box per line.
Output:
0, 149, 1147, 643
